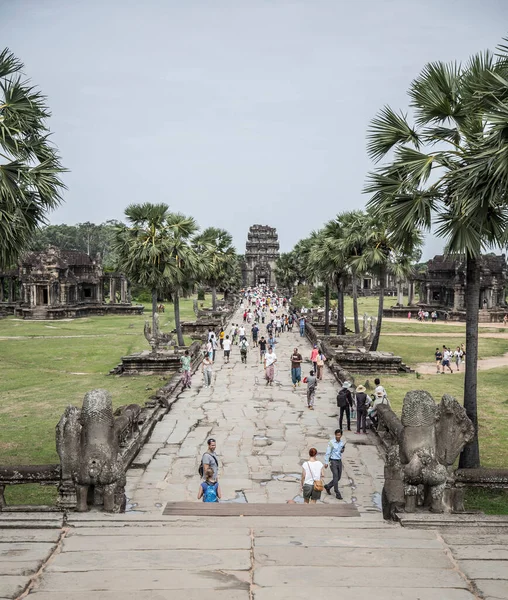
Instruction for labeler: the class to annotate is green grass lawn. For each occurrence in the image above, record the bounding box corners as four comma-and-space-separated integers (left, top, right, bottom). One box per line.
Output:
0, 296, 209, 468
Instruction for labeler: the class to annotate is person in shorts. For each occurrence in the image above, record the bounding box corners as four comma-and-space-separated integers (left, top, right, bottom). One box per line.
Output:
301, 448, 324, 504
434, 347, 442, 373
223, 335, 232, 363
441, 345, 453, 374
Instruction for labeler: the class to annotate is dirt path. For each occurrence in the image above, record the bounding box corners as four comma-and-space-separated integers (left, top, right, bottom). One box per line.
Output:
415, 352, 508, 374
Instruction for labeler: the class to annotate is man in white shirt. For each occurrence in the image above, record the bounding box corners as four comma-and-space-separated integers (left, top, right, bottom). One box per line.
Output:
264, 346, 277, 386
238, 325, 246, 341
223, 335, 232, 363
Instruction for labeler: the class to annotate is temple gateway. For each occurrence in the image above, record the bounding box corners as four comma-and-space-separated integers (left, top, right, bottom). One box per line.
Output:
242, 225, 280, 288
0, 247, 142, 320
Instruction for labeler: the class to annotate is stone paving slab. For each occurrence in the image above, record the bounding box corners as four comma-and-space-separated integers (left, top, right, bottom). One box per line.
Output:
254, 546, 451, 568
0, 530, 60, 543
0, 575, 28, 598
253, 589, 476, 600
449, 544, 508, 560
474, 580, 508, 599
46, 549, 251, 571
460, 559, 508, 580
254, 566, 469, 589
34, 569, 250, 592
63, 533, 251, 551
255, 534, 444, 549
28, 592, 249, 600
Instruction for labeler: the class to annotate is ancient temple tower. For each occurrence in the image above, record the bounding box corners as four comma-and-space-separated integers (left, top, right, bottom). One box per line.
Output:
242, 225, 280, 287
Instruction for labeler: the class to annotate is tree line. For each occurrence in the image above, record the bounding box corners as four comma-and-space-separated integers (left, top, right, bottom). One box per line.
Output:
276, 38, 508, 469
275, 209, 421, 351
113, 203, 241, 346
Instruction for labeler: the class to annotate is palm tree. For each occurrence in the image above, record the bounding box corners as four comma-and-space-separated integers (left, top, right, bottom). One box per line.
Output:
114, 203, 172, 336
194, 227, 236, 310
338, 210, 370, 334
0, 48, 66, 269
274, 252, 298, 295
164, 213, 200, 346
307, 231, 332, 335
365, 47, 508, 467
321, 219, 349, 335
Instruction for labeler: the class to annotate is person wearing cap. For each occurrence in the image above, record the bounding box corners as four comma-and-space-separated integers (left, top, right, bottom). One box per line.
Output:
336, 381, 353, 431
355, 385, 370, 434
201, 438, 219, 480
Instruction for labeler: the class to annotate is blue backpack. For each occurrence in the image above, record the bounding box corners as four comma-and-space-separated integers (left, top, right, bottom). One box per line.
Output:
203, 482, 218, 503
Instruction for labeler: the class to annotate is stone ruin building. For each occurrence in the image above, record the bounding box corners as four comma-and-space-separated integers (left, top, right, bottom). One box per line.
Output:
242, 225, 280, 288
0, 246, 143, 319
416, 254, 507, 320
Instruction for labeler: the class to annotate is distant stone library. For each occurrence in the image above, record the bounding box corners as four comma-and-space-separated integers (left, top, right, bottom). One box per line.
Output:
242, 225, 280, 288
0, 246, 142, 320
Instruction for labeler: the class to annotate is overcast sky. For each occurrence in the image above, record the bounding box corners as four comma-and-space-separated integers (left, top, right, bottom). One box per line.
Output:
2, 0, 508, 258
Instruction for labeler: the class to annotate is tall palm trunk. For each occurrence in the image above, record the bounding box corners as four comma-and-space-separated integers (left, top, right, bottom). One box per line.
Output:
211, 285, 217, 311
151, 288, 158, 336
459, 255, 481, 468
352, 275, 360, 334
370, 266, 385, 351
336, 279, 345, 335
173, 287, 185, 346
324, 283, 330, 336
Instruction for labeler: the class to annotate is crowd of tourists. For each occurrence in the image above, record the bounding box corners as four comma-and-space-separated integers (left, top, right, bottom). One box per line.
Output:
434, 343, 466, 374
190, 286, 393, 504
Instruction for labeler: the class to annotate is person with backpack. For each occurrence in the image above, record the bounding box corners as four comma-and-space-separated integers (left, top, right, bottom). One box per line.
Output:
336, 381, 353, 431
198, 466, 221, 503
354, 384, 370, 434
199, 438, 219, 481
240, 337, 249, 364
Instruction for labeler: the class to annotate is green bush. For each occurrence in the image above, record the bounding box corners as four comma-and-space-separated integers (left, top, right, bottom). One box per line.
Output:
197, 288, 206, 301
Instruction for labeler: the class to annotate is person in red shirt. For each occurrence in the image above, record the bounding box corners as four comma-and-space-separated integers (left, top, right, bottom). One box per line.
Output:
310, 344, 319, 373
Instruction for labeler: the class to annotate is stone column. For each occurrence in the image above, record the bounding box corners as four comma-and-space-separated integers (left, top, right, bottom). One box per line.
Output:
408, 281, 414, 306
0, 278, 4, 303
109, 278, 116, 304
426, 286, 431, 305
120, 279, 127, 303
8, 278, 14, 303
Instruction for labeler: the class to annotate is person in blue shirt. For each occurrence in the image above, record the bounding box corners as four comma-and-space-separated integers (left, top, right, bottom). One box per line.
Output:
323, 429, 346, 499
299, 317, 305, 337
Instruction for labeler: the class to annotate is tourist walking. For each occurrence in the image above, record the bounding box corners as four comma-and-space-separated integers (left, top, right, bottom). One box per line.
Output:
324, 429, 345, 499
239, 325, 246, 342
202, 353, 213, 387
306, 370, 317, 409
336, 381, 353, 431
434, 347, 443, 374
299, 316, 305, 337
198, 466, 221, 502
219, 327, 225, 349
264, 346, 277, 386
240, 337, 249, 363
211, 333, 218, 362
251, 323, 259, 347
310, 344, 319, 373
355, 384, 369, 434
200, 438, 219, 480
180, 350, 192, 390
301, 448, 324, 504
223, 335, 232, 363
290, 347, 303, 388
316, 351, 326, 380
454, 346, 463, 372
259, 336, 267, 364
441, 346, 453, 374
